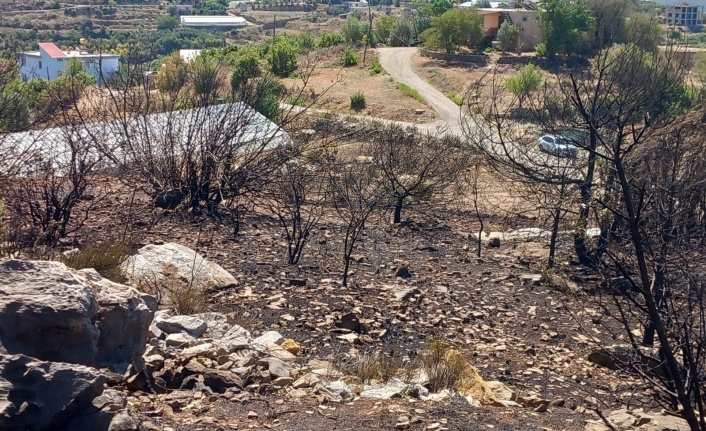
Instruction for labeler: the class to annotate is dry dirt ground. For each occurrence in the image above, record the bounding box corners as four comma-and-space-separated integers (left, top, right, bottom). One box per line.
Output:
284, 48, 437, 123
411, 52, 540, 104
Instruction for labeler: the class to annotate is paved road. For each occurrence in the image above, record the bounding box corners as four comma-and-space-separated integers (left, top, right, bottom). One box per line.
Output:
377, 47, 464, 136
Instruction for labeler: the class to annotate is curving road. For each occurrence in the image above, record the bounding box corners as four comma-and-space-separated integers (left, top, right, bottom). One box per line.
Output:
377, 47, 464, 136
377, 48, 587, 180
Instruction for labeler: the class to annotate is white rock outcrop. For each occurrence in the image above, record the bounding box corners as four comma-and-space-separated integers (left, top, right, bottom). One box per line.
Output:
121, 243, 238, 291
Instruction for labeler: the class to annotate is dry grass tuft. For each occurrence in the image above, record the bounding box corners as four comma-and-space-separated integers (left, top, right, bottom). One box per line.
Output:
420, 339, 468, 392
62, 241, 134, 283
336, 351, 405, 384
136, 270, 208, 315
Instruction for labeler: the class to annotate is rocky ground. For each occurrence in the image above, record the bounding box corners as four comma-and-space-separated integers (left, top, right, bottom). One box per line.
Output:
0, 137, 692, 431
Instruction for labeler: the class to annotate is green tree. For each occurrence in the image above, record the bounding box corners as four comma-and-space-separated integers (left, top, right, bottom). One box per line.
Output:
0, 66, 29, 133
342, 16, 364, 43
497, 21, 519, 52
625, 13, 662, 52
156, 52, 188, 93
420, 8, 484, 53
231, 51, 261, 90
428, 0, 453, 16
373, 15, 396, 45
157, 15, 180, 31
250, 75, 285, 121
505, 63, 541, 108
587, 0, 631, 50
267, 37, 298, 77
475, 0, 490, 7
189, 55, 223, 105
538, 0, 592, 57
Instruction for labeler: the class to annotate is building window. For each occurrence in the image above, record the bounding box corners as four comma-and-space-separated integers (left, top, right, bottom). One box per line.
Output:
21, 74, 27, 82
38, 61, 42, 69
20, 57, 25, 66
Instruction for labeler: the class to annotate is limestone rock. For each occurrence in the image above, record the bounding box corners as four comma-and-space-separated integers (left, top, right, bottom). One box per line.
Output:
155, 315, 208, 338
292, 373, 320, 389
486, 381, 516, 402
0, 260, 99, 366
121, 243, 238, 292
217, 325, 252, 354
0, 354, 105, 431
251, 331, 284, 352
78, 269, 156, 368
165, 333, 195, 347
0, 260, 155, 368
193, 312, 232, 338
360, 378, 410, 399
315, 380, 352, 402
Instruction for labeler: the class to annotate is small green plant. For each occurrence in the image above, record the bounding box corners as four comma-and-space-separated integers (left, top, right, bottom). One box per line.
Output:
396, 82, 426, 103
535, 42, 548, 57
446, 91, 462, 106
370, 57, 383, 75
484, 47, 495, 53
62, 241, 134, 283
350, 90, 366, 110
288, 95, 307, 106
342, 46, 359, 66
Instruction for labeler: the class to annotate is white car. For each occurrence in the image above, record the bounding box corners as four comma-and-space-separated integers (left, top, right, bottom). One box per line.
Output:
538, 134, 578, 158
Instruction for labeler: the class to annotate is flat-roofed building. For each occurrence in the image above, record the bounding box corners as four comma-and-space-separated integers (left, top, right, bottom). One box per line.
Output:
180, 15, 247, 27
18, 42, 119, 83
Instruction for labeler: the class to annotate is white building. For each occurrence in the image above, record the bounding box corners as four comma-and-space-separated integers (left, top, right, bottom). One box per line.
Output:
345, 0, 369, 11
179, 49, 203, 63
19, 42, 120, 84
180, 15, 247, 27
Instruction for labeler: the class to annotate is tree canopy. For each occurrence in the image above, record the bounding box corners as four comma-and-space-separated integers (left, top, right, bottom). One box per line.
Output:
538, 0, 592, 57
420, 8, 484, 53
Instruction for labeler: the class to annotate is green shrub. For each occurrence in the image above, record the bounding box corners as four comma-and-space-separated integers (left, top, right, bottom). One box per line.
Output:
268, 37, 298, 77
535, 42, 548, 57
298, 33, 315, 53
496, 21, 519, 52
370, 57, 383, 75
342, 16, 364, 43
289, 95, 307, 106
446, 91, 462, 106
350, 90, 366, 110
316, 32, 345, 47
231, 51, 262, 90
326, 4, 346, 15
342, 47, 359, 66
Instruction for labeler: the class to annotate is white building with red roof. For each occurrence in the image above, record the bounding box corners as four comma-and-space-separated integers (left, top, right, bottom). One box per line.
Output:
19, 42, 120, 84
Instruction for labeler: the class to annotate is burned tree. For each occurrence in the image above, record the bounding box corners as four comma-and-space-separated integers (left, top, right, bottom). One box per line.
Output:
328, 151, 386, 287
464, 42, 706, 428
366, 123, 469, 224
260, 155, 329, 265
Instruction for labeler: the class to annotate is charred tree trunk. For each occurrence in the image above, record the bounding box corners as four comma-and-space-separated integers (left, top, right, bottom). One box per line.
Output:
393, 195, 404, 224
